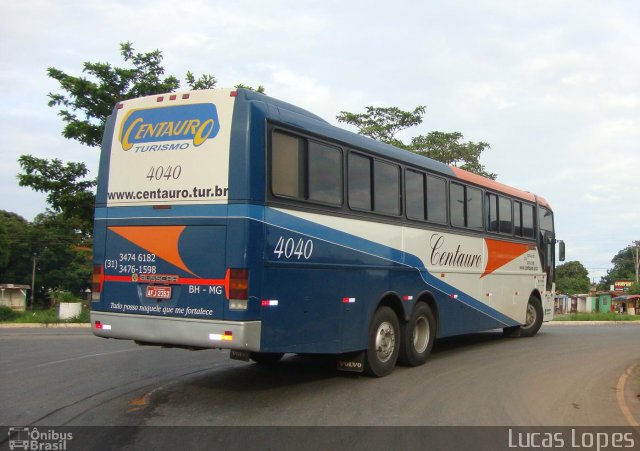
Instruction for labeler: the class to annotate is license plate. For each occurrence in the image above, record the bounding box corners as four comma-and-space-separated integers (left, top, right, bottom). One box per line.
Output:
146, 285, 172, 299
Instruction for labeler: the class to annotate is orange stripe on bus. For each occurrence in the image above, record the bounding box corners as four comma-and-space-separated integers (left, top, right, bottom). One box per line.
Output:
108, 226, 196, 276
450, 166, 536, 203
482, 238, 530, 278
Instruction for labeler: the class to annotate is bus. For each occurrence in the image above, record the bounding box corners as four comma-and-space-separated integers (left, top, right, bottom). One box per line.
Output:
91, 88, 564, 377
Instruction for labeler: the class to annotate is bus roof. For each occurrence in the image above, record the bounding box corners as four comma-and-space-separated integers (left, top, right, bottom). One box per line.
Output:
186, 88, 551, 209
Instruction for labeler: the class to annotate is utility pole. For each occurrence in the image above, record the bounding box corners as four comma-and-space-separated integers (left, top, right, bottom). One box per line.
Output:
30, 253, 36, 311
634, 240, 639, 283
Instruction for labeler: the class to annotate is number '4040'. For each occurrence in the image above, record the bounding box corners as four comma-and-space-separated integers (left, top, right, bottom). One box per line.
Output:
147, 165, 182, 181
273, 236, 314, 260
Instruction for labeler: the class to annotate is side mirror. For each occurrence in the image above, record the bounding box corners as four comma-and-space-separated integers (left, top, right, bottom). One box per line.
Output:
558, 240, 565, 262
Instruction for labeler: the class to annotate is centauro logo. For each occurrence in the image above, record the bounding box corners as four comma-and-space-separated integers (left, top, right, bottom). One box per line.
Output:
119, 103, 221, 151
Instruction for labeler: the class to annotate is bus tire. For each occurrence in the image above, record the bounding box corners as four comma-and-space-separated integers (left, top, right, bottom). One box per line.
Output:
398, 303, 435, 367
249, 352, 284, 364
519, 295, 543, 337
363, 306, 400, 377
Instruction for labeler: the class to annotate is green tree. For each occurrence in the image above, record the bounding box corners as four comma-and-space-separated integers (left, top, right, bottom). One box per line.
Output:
411, 131, 496, 179
337, 105, 496, 179
336, 106, 426, 149
17, 156, 95, 235
46, 42, 215, 148
556, 261, 590, 295
0, 211, 33, 286
598, 243, 639, 290
30, 212, 92, 301
0, 219, 9, 270
0, 210, 92, 306
19, 42, 263, 231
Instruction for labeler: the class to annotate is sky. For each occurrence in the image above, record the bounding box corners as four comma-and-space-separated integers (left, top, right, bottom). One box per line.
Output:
0, 0, 638, 283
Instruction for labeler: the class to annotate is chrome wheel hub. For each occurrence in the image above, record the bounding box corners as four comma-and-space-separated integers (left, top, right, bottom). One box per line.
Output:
375, 321, 396, 363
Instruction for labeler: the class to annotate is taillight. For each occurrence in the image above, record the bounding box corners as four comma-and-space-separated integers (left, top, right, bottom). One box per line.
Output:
92, 264, 103, 302
227, 268, 248, 310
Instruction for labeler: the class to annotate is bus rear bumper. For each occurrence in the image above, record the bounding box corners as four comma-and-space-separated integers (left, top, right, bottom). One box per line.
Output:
90, 311, 262, 351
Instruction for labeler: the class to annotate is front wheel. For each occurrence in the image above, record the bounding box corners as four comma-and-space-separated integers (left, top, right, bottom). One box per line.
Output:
363, 306, 400, 377
519, 295, 543, 337
398, 303, 436, 367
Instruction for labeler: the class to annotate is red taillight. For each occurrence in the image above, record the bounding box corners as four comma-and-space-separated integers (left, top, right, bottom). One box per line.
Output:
227, 269, 248, 300
95, 321, 102, 329
92, 264, 103, 293
92, 264, 103, 303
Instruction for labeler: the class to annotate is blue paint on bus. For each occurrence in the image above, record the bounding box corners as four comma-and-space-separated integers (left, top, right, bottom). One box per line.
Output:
92, 88, 543, 364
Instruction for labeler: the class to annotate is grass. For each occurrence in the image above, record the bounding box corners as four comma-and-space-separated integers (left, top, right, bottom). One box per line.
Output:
553, 311, 640, 321
0, 305, 90, 324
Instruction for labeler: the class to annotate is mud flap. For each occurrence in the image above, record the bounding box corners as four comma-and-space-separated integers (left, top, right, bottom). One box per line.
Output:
336, 351, 365, 373
230, 350, 250, 361
503, 326, 522, 338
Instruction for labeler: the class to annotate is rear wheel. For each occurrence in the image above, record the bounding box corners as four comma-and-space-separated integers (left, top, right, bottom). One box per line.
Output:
519, 295, 543, 337
398, 303, 435, 367
363, 306, 400, 377
249, 352, 284, 364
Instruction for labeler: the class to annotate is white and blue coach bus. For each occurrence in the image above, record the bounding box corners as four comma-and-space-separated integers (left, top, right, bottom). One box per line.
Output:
91, 88, 564, 377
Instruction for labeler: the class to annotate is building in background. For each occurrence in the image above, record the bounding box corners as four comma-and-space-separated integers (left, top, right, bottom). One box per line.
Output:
0, 284, 30, 311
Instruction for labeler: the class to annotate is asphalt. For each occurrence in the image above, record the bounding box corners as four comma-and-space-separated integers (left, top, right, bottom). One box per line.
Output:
2, 324, 638, 433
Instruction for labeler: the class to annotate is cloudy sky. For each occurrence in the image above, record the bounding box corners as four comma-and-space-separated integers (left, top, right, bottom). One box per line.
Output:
1, 0, 638, 282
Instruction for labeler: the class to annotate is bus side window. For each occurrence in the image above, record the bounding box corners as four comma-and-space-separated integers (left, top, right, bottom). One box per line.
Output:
514, 201, 522, 236
450, 183, 465, 227
272, 131, 304, 198
498, 196, 512, 234
487, 193, 498, 232
450, 183, 483, 230
467, 187, 483, 230
349, 153, 373, 211
374, 160, 400, 215
426, 175, 447, 224
406, 169, 426, 220
308, 141, 342, 205
522, 204, 535, 238
272, 131, 343, 206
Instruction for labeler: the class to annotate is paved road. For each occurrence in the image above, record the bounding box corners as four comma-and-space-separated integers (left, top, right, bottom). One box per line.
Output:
1, 325, 639, 429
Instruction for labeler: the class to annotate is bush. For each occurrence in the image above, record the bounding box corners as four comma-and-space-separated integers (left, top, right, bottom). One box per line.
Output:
48, 289, 82, 304
0, 306, 20, 321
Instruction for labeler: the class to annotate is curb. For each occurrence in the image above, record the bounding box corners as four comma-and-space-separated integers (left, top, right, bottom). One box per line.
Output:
0, 323, 91, 328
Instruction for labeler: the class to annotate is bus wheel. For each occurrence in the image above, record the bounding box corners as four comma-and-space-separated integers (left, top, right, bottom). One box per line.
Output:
249, 352, 284, 364
398, 303, 435, 367
364, 306, 400, 377
519, 295, 543, 337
